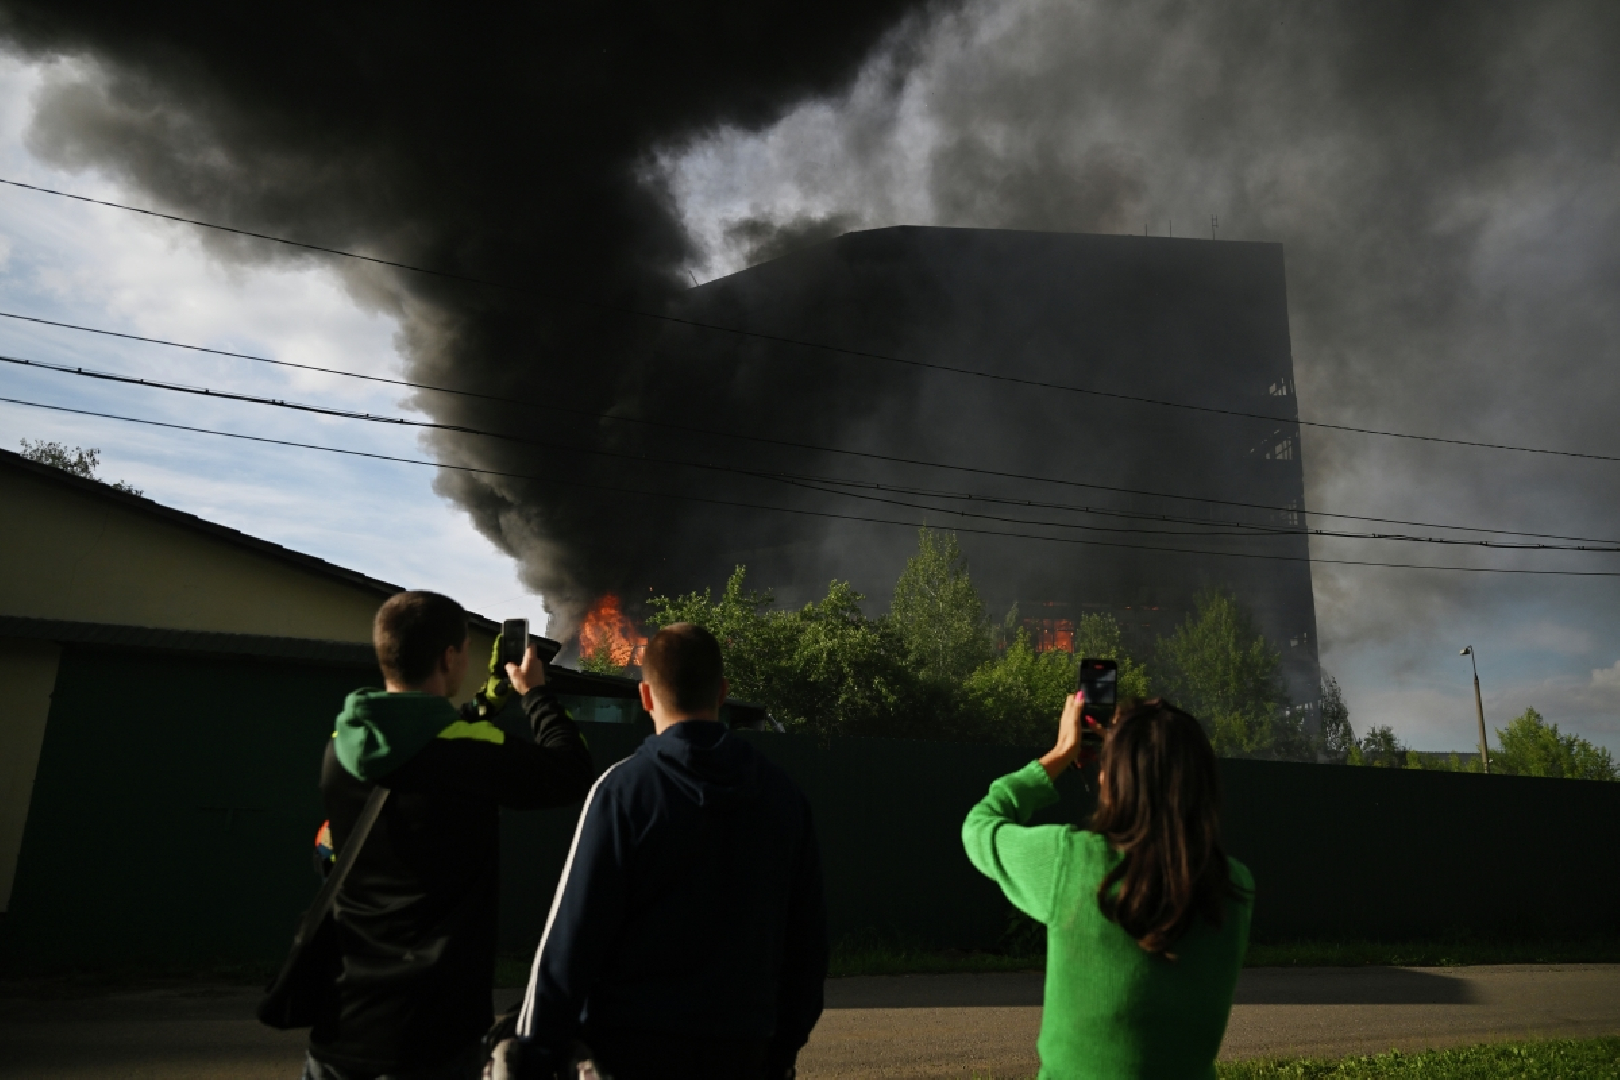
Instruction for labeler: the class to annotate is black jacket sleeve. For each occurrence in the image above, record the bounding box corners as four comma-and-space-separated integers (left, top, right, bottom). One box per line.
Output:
479, 689, 596, 809
767, 808, 829, 1075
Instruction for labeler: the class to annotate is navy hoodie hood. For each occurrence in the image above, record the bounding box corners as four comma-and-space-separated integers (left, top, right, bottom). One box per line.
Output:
648, 721, 760, 811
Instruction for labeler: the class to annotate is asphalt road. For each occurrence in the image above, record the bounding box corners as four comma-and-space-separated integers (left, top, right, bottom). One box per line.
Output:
2, 965, 1617, 1079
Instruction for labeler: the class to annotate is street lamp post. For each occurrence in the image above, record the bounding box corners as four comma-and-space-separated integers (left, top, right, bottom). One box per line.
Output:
1459, 646, 1490, 774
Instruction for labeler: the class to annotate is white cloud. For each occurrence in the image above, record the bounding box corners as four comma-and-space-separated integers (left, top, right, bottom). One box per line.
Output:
0, 53, 543, 631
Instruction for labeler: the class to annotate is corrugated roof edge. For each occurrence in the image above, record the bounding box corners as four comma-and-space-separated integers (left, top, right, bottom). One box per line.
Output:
0, 614, 378, 666
0, 615, 657, 699
1, 447, 498, 633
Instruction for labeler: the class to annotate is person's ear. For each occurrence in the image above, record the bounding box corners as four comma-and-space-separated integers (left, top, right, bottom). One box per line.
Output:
638, 681, 657, 715
716, 677, 730, 711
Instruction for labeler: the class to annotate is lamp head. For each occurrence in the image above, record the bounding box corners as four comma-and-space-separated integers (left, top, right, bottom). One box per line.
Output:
1460, 646, 1473, 656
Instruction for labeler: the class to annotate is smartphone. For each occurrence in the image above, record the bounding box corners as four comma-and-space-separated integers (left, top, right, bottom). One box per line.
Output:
1076, 657, 1118, 744
499, 619, 529, 668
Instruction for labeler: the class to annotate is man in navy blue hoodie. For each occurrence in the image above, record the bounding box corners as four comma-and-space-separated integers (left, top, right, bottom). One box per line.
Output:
494, 622, 828, 1080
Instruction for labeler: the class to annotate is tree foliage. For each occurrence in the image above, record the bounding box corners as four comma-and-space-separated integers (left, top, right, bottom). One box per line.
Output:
1318, 674, 1355, 763
1154, 588, 1304, 758
962, 628, 1075, 746
648, 566, 918, 740
578, 642, 626, 675
1351, 724, 1407, 768
1493, 707, 1616, 781
19, 439, 143, 495
889, 528, 991, 684
1071, 611, 1153, 700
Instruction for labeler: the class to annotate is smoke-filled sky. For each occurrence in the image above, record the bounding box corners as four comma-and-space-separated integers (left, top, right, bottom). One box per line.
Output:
2, 1, 1619, 753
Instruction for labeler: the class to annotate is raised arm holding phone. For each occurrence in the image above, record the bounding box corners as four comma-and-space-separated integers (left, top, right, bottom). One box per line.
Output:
965, 682, 1254, 1079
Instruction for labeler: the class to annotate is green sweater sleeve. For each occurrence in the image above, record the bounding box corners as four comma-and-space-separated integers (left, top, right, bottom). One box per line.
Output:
962, 760, 1069, 925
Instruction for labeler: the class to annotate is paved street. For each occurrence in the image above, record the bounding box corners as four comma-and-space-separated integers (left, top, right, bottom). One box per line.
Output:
2, 965, 1617, 1079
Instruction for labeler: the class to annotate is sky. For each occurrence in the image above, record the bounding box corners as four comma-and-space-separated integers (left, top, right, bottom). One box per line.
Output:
0, 56, 547, 630
657, 0, 1620, 758
3, 3, 1620, 759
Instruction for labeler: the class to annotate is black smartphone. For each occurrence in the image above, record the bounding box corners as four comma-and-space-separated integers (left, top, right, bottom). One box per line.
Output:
499, 619, 529, 668
1076, 657, 1118, 736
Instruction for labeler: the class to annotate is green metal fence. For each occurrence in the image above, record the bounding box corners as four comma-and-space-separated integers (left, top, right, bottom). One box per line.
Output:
3, 644, 1617, 971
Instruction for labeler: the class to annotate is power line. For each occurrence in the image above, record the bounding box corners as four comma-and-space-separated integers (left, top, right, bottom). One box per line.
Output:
0, 176, 503, 288
2, 316, 1611, 546
10, 352, 1620, 556
800, 475, 1620, 547
7, 175, 1619, 466
782, 477, 1620, 552
8, 392, 1620, 578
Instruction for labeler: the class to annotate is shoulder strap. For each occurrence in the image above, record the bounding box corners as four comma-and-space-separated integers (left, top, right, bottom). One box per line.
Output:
290, 785, 390, 949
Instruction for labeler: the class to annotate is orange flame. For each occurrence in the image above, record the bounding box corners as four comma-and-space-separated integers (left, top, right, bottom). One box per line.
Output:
1026, 618, 1075, 653
578, 594, 647, 666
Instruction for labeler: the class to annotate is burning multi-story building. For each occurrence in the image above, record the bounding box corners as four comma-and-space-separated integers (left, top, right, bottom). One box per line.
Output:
648, 226, 1321, 711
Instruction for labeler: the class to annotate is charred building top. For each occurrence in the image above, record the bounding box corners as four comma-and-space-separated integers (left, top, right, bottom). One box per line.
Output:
647, 226, 1319, 708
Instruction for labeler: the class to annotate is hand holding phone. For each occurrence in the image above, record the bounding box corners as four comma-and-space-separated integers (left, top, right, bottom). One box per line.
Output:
499, 619, 529, 669
1075, 658, 1118, 767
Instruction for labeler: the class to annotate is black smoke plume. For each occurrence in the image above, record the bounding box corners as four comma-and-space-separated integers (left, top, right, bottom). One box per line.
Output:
653, 0, 1620, 741
0, 1, 936, 633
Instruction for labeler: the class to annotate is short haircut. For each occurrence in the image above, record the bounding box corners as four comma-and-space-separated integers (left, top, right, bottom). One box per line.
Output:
373, 591, 468, 686
642, 623, 724, 714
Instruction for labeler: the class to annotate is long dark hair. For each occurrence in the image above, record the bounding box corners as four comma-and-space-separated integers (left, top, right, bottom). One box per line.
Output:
1090, 698, 1246, 957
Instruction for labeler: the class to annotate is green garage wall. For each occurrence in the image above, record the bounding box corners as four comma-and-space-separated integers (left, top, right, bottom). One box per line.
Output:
3, 644, 1618, 972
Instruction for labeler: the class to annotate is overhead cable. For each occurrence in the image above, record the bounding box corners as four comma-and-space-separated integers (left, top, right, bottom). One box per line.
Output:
7, 393, 1620, 578
7, 351, 1618, 554
6, 176, 1619, 465
1, 317, 1612, 546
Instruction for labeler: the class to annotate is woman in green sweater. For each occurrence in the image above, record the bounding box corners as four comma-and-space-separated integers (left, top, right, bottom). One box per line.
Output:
963, 692, 1253, 1079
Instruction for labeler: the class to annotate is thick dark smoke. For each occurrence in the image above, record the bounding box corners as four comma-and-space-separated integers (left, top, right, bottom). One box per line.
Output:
658, 0, 1620, 744
0, 1, 936, 634
6, 3, 1620, 745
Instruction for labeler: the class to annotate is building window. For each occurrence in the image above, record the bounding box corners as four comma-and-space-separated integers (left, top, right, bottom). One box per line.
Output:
1023, 617, 1075, 653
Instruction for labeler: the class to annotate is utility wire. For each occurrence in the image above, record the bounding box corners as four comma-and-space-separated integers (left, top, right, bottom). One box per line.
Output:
7, 353, 1620, 555
7, 175, 1620, 466
782, 477, 1620, 552
0, 177, 503, 288
2, 313, 1612, 546
8, 392, 1620, 578
800, 475, 1620, 547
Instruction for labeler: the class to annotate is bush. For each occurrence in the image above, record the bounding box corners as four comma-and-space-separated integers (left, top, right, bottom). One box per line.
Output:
1494, 707, 1616, 780
1156, 588, 1307, 759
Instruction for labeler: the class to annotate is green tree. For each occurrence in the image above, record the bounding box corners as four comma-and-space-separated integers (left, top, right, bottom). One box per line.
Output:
1354, 724, 1407, 768
1071, 611, 1152, 700
1318, 674, 1355, 763
889, 528, 990, 684
19, 439, 142, 495
962, 628, 1075, 746
649, 567, 918, 741
1155, 588, 1304, 758
578, 642, 626, 675
1493, 708, 1616, 780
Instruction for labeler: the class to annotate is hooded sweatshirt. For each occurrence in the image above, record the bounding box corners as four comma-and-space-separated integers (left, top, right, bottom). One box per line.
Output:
515, 721, 827, 1076
309, 686, 595, 1072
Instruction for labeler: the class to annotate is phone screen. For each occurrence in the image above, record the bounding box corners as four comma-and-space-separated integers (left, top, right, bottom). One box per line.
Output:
500, 619, 529, 667
1076, 657, 1118, 706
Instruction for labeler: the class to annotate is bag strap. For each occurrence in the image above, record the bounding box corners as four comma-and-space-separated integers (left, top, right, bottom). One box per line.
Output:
290, 785, 390, 949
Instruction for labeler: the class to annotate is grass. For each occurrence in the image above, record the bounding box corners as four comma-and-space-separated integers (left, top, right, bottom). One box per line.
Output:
979, 1039, 1620, 1080
1216, 1037, 1620, 1078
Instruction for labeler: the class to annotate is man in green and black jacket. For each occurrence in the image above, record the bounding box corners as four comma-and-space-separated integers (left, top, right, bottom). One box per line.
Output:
304, 591, 596, 1080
